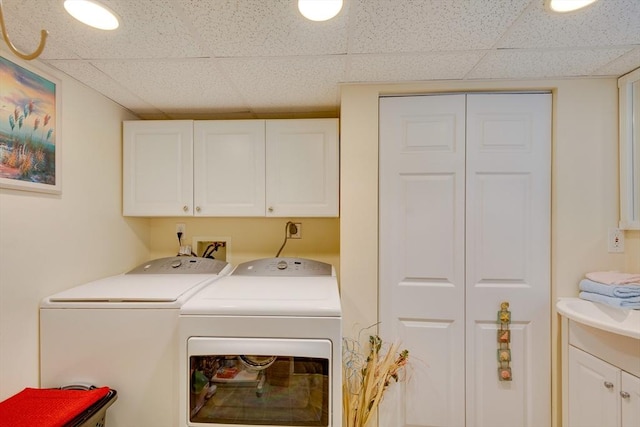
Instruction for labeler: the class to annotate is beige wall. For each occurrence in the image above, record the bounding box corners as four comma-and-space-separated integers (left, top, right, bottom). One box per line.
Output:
147, 217, 340, 272
339, 79, 640, 427
0, 56, 149, 400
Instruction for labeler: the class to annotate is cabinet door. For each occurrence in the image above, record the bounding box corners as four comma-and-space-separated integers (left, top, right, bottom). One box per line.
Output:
265, 119, 339, 217
193, 120, 265, 216
622, 371, 640, 427
123, 120, 193, 216
569, 346, 620, 427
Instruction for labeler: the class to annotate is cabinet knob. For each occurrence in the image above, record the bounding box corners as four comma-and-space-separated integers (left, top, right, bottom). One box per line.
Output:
268, 207, 274, 213
196, 206, 201, 213
604, 381, 614, 389
183, 205, 189, 212
620, 391, 631, 399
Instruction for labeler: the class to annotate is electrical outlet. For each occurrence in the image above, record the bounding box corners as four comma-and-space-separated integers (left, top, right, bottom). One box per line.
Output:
607, 228, 624, 253
176, 223, 186, 235
287, 222, 302, 239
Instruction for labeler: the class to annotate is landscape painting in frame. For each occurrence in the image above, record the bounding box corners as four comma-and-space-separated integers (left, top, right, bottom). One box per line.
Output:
0, 54, 61, 194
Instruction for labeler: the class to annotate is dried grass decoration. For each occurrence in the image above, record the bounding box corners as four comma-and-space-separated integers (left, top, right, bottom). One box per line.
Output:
343, 335, 409, 427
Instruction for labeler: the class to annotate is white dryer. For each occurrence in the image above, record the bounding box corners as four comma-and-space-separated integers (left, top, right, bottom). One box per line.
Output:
40, 256, 232, 427
178, 257, 342, 427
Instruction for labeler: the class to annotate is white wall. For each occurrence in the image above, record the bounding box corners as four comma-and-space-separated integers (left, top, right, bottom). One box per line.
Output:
0, 55, 150, 400
339, 79, 640, 427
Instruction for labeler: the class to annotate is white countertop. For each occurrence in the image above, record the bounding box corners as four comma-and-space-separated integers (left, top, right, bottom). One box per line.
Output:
557, 297, 640, 340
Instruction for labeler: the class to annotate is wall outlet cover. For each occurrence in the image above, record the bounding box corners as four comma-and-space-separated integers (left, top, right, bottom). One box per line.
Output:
287, 222, 302, 239
607, 228, 624, 253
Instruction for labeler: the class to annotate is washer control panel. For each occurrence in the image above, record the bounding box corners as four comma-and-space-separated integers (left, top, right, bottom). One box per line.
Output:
233, 257, 332, 276
126, 257, 228, 275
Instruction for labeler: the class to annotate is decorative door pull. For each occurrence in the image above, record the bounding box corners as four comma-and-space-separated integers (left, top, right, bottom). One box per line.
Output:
497, 301, 512, 381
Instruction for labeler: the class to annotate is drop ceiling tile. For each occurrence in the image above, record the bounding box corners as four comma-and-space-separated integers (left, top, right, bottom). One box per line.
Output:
467, 48, 633, 80
3, 0, 206, 60
0, 2, 79, 60
499, 0, 640, 49
4, 0, 637, 117
218, 56, 346, 112
347, 51, 486, 82
593, 48, 640, 76
179, 0, 348, 57
349, 0, 530, 54
90, 59, 249, 112
48, 60, 161, 114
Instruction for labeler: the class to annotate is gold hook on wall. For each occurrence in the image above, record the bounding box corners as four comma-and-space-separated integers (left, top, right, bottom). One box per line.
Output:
0, 0, 48, 60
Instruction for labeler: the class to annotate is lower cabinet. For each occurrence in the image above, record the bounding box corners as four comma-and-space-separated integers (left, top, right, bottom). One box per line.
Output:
567, 335, 640, 427
622, 371, 640, 427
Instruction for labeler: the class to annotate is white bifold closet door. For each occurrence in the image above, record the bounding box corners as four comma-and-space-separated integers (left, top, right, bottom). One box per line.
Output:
379, 93, 551, 427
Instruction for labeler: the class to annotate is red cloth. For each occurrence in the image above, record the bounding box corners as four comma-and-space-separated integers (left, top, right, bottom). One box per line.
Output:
0, 387, 110, 427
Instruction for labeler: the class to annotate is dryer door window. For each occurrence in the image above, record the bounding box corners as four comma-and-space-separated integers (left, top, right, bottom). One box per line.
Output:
187, 338, 331, 426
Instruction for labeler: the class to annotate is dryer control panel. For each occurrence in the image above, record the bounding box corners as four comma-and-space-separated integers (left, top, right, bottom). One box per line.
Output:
233, 257, 332, 276
127, 257, 229, 275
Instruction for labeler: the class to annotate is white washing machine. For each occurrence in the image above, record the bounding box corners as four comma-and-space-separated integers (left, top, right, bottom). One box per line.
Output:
40, 256, 233, 427
178, 257, 342, 427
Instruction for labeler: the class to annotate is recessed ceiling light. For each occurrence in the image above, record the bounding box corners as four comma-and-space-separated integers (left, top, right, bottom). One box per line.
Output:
548, 0, 598, 13
63, 0, 120, 30
298, 0, 343, 22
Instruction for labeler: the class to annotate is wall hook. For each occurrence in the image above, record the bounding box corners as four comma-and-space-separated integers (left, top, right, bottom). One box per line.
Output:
0, 0, 48, 60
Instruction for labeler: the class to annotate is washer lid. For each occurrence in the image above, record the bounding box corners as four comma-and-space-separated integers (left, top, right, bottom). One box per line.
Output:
44, 274, 220, 304
41, 258, 233, 307
180, 275, 341, 317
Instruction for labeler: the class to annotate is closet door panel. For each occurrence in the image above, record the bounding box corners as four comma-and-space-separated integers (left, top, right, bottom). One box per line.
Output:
403, 174, 457, 290
393, 319, 461, 427
465, 93, 551, 427
379, 94, 466, 427
473, 173, 529, 281
470, 321, 534, 427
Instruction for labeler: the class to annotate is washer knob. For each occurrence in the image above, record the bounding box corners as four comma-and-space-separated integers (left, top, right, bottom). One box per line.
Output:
171, 260, 182, 268
277, 260, 288, 270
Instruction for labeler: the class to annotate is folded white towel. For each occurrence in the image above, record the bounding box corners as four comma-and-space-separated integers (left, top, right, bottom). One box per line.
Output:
585, 271, 640, 286
580, 279, 640, 298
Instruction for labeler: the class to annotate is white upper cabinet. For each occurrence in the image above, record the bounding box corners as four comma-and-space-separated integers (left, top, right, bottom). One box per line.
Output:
123, 119, 338, 217
123, 120, 194, 216
266, 119, 339, 217
193, 120, 266, 216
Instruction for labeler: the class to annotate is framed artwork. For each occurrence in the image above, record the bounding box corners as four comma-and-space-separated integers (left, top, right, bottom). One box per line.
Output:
0, 54, 61, 194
